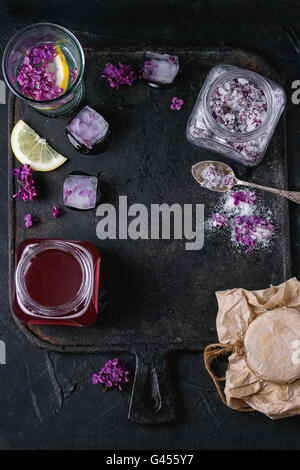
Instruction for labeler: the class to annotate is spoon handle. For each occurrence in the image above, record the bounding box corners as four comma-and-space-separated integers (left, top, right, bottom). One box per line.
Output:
236, 179, 300, 204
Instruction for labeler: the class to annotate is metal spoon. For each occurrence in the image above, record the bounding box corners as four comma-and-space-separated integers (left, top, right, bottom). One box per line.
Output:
191, 160, 300, 204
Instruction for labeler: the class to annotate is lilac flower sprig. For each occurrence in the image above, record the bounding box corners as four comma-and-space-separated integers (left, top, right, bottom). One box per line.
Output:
101, 63, 136, 90
12, 164, 38, 201
91, 358, 130, 391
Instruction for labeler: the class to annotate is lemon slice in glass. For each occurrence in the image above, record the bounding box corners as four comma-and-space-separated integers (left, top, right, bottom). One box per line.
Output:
53, 45, 69, 93
11, 120, 68, 171
42, 45, 70, 109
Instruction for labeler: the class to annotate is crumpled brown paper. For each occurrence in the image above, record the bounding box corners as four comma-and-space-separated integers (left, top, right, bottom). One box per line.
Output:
205, 277, 300, 419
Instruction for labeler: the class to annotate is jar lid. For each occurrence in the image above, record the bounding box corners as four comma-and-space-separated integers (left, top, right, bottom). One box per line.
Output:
244, 308, 300, 384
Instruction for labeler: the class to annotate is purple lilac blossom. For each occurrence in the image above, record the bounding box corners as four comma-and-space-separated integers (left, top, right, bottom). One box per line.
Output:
91, 358, 130, 391
101, 62, 135, 89
171, 97, 184, 110
233, 215, 274, 253
231, 190, 257, 206
12, 164, 38, 201
16, 43, 64, 101
211, 191, 274, 253
212, 212, 229, 228
24, 213, 33, 228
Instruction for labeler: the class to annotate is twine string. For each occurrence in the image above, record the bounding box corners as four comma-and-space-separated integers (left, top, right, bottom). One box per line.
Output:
203, 341, 254, 412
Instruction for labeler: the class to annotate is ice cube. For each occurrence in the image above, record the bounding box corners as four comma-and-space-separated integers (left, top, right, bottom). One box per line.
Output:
67, 106, 109, 151
142, 51, 179, 85
63, 174, 99, 210
81, 110, 93, 124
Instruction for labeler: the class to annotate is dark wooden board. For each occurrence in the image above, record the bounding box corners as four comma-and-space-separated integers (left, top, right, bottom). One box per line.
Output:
8, 47, 291, 423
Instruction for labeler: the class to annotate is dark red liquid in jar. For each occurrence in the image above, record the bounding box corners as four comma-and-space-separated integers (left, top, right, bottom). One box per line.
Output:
25, 249, 82, 308
13, 239, 101, 326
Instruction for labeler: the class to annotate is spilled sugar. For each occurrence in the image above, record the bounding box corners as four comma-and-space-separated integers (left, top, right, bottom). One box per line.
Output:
205, 189, 275, 254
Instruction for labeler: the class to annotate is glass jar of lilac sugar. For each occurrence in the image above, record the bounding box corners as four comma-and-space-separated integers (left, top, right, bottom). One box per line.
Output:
186, 65, 286, 166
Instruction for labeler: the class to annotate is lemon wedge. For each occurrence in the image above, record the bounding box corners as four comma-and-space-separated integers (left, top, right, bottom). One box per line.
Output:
53, 45, 69, 93
11, 120, 68, 171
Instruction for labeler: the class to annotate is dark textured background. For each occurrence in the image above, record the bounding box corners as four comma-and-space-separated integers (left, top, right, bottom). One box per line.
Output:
1, 0, 300, 450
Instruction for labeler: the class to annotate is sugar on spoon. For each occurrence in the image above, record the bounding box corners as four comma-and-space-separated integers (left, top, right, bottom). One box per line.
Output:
191, 160, 300, 204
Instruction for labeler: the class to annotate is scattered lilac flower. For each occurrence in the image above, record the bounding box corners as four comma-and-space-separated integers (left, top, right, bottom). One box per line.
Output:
171, 96, 184, 111
232, 214, 274, 253
12, 164, 38, 201
212, 212, 229, 228
24, 213, 38, 229
244, 191, 257, 204
231, 190, 257, 206
52, 206, 65, 219
91, 358, 130, 391
16, 43, 64, 101
199, 163, 234, 189
210, 191, 274, 254
101, 62, 135, 90
231, 191, 247, 206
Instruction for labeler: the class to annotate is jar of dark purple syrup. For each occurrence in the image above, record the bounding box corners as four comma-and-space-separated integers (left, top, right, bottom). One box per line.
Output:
186, 65, 286, 166
13, 239, 101, 326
